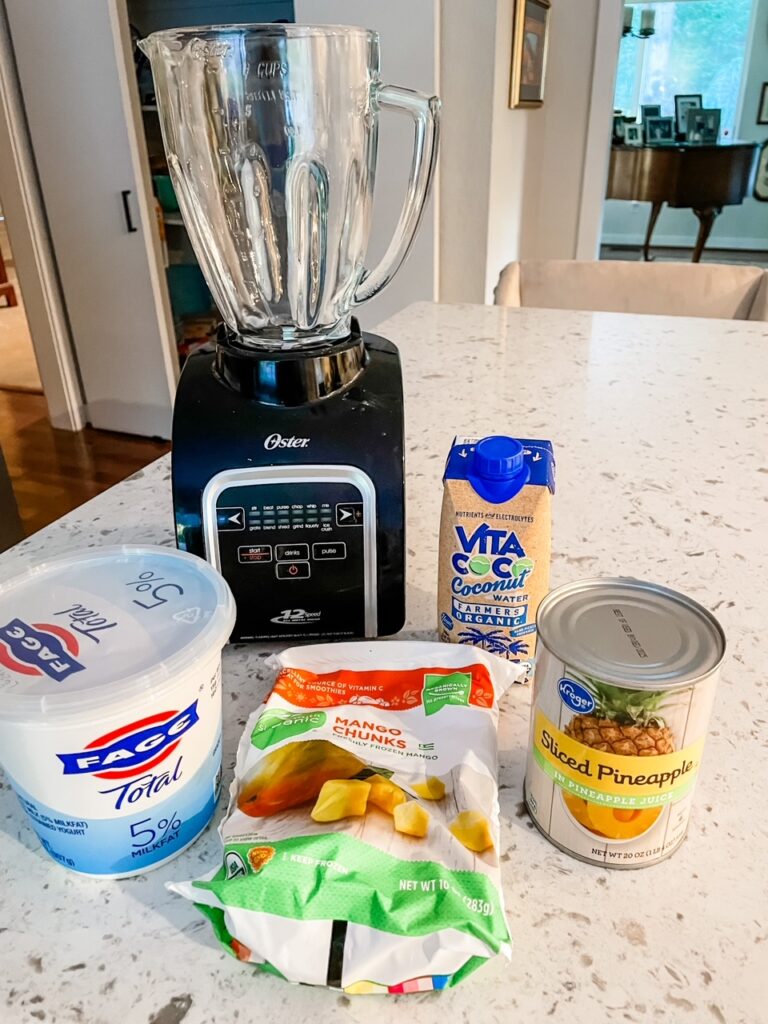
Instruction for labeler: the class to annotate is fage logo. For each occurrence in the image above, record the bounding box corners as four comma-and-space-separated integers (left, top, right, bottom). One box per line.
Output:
57, 702, 199, 780
0, 619, 84, 681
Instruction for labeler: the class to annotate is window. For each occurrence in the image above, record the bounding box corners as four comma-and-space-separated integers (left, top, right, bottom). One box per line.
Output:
614, 0, 754, 138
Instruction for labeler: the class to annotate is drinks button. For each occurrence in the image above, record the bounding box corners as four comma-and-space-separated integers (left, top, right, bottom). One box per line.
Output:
276, 543, 310, 561
336, 502, 364, 526
216, 506, 245, 531
276, 561, 311, 580
238, 545, 272, 564
312, 542, 347, 560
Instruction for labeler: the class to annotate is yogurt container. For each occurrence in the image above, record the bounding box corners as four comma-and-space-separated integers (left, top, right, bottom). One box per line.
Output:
0, 545, 235, 877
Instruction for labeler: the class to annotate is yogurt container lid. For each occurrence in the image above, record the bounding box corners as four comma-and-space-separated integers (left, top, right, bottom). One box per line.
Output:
0, 546, 236, 718
536, 577, 725, 689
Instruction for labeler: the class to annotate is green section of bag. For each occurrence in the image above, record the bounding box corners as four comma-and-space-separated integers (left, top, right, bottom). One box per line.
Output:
251, 709, 327, 750
422, 671, 472, 716
193, 831, 509, 952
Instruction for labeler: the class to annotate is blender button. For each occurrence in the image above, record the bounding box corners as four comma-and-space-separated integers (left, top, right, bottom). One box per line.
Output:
276, 543, 310, 561
336, 502, 364, 526
217, 506, 245, 531
276, 561, 310, 580
312, 542, 346, 560
238, 544, 272, 564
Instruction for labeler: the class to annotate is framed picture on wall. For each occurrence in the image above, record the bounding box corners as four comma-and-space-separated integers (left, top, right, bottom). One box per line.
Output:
509, 0, 551, 108
758, 83, 768, 125
754, 142, 768, 201
675, 94, 703, 135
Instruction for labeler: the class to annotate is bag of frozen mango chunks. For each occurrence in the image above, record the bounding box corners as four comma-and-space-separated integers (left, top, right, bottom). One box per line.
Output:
168, 641, 524, 993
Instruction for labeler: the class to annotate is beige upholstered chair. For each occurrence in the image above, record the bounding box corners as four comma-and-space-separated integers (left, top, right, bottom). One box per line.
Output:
494, 260, 768, 320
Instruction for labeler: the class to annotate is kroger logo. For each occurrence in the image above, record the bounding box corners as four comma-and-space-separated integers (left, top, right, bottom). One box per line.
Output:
57, 701, 199, 780
0, 619, 84, 682
558, 678, 595, 715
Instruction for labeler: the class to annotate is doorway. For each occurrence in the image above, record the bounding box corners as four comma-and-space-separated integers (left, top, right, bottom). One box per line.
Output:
0, 201, 42, 394
600, 0, 767, 265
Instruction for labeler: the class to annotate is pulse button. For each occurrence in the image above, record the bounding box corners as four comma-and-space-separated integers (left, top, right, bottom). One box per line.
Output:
312, 542, 346, 560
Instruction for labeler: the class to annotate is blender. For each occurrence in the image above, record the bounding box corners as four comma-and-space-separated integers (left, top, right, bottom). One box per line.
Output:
139, 25, 440, 642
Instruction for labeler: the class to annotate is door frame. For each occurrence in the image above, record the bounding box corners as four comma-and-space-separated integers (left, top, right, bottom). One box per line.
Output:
0, 0, 85, 430
109, 0, 179, 400
574, 0, 624, 260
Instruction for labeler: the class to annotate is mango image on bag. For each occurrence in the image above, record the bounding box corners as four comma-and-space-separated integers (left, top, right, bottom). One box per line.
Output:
237, 739, 366, 817
311, 779, 371, 822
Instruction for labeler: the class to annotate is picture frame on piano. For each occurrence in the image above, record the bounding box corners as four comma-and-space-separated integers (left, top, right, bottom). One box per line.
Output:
686, 108, 721, 144
640, 104, 661, 123
645, 116, 675, 145
675, 94, 703, 136
624, 123, 644, 147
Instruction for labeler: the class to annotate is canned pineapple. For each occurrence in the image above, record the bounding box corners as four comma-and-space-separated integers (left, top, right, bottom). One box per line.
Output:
524, 578, 725, 868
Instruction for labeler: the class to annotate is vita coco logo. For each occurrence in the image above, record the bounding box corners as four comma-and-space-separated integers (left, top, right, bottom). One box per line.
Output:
0, 619, 85, 682
451, 524, 534, 586
57, 702, 199, 780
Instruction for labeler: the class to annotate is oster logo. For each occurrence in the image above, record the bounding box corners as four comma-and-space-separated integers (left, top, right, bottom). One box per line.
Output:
0, 619, 84, 681
57, 702, 199, 780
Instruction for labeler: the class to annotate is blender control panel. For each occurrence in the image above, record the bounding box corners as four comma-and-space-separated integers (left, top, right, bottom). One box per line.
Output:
202, 468, 376, 641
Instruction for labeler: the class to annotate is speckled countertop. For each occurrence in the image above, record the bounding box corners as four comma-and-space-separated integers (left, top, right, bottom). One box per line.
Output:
1, 302, 766, 1024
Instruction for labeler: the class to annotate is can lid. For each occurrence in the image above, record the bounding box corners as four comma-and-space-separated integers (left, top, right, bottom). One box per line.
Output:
0, 546, 236, 718
536, 577, 725, 688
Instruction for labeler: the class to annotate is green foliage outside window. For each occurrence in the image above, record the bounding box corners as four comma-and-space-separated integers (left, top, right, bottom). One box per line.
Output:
614, 0, 753, 136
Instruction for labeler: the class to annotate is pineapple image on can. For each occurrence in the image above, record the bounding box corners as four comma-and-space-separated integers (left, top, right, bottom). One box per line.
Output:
563, 677, 675, 757
525, 578, 725, 868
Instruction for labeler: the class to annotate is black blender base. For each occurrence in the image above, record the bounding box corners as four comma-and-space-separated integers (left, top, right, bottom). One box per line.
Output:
171, 328, 406, 643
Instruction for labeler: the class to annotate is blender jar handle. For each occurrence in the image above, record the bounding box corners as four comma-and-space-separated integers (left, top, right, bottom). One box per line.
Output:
353, 84, 440, 307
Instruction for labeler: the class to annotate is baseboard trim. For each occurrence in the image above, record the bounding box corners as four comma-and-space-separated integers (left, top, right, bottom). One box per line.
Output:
602, 233, 768, 252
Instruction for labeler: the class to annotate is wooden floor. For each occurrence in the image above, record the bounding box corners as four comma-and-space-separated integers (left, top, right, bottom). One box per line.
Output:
600, 244, 768, 267
0, 390, 170, 538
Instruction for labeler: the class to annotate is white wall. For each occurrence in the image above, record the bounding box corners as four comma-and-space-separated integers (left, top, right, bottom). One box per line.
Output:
507, 0, 620, 266
440, 0, 619, 305
602, 0, 768, 250
438, 0, 496, 304
294, 0, 439, 329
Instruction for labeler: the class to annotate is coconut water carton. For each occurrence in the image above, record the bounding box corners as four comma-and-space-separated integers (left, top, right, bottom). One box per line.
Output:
437, 435, 555, 676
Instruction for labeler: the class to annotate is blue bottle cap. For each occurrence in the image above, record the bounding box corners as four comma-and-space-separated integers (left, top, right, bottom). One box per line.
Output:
467, 436, 530, 503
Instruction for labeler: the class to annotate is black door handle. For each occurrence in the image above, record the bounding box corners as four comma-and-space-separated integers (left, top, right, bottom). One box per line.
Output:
121, 189, 138, 233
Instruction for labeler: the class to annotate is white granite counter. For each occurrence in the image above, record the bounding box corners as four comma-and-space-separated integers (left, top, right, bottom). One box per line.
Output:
1, 302, 766, 1024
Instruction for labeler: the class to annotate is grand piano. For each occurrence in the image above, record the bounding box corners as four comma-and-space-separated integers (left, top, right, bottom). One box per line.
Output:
606, 142, 759, 261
